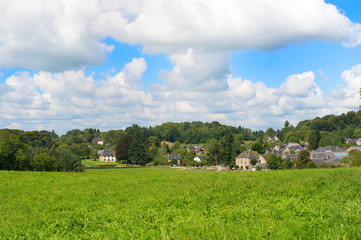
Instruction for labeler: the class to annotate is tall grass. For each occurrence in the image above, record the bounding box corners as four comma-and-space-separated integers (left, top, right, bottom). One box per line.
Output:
1, 167, 360, 239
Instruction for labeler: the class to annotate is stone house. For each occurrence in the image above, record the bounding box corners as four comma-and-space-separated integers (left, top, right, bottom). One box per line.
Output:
235, 150, 257, 169
92, 138, 104, 145
98, 149, 116, 162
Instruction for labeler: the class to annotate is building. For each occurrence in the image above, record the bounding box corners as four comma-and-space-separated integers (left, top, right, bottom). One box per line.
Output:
92, 138, 104, 145
98, 149, 116, 162
194, 156, 205, 162
235, 150, 257, 169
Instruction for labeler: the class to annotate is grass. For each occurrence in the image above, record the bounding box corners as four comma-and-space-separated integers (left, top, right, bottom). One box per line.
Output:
81, 159, 124, 167
1, 167, 361, 239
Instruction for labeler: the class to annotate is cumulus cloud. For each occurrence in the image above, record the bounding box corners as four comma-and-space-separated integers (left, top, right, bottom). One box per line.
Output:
0, 0, 360, 71
0, 64, 360, 132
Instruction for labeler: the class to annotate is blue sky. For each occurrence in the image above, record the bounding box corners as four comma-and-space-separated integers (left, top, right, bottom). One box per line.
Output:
0, 0, 360, 134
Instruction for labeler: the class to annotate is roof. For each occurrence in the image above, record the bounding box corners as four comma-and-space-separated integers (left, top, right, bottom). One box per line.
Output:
314, 146, 345, 152
168, 154, 181, 160
260, 155, 268, 160
92, 138, 104, 142
347, 146, 361, 152
236, 150, 257, 159
99, 149, 115, 157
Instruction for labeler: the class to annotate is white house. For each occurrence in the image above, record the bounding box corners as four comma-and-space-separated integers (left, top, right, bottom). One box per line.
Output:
99, 149, 116, 162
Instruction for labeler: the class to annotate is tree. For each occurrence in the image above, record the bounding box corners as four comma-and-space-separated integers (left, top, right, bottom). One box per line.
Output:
266, 154, 282, 170
295, 150, 312, 169
284, 157, 293, 169
251, 141, 264, 154
220, 131, 234, 164
250, 158, 258, 166
56, 148, 83, 172
32, 153, 57, 171
284, 120, 290, 128
205, 139, 220, 165
0, 136, 29, 171
342, 150, 361, 167
307, 130, 321, 151
115, 135, 133, 162
128, 125, 147, 165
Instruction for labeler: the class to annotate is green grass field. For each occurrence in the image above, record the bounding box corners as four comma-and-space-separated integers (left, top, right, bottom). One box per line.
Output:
1, 167, 361, 239
81, 159, 124, 167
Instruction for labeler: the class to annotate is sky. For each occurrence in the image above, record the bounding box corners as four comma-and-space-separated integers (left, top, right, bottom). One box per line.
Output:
0, 0, 361, 134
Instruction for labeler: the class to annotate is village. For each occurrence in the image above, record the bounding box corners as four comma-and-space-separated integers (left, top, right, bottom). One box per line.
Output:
96, 136, 361, 170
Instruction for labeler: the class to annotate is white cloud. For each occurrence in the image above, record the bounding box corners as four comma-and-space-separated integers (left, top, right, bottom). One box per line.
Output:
0, 0, 360, 71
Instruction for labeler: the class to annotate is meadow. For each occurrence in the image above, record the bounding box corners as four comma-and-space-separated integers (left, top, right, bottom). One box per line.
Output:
0, 167, 360, 239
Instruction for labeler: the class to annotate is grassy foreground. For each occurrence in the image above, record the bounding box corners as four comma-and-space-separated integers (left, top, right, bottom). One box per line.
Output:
0, 168, 360, 239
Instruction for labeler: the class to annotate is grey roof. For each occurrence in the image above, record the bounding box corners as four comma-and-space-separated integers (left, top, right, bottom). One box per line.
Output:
186, 146, 195, 151
284, 154, 298, 160
272, 149, 283, 157
236, 151, 257, 159
99, 149, 115, 157
168, 154, 181, 160
347, 146, 361, 152
314, 146, 345, 152
260, 155, 269, 160
92, 138, 104, 142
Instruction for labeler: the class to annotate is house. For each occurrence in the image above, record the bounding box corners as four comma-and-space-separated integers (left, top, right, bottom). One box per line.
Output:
258, 155, 268, 168
168, 154, 181, 162
310, 151, 337, 165
345, 138, 357, 144
186, 146, 196, 151
235, 150, 257, 169
357, 138, 361, 146
194, 156, 205, 162
313, 146, 345, 153
92, 138, 104, 145
98, 149, 116, 162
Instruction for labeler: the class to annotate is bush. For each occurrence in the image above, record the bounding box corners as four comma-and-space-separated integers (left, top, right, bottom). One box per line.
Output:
256, 165, 262, 171
32, 153, 57, 171
235, 165, 239, 170
228, 163, 235, 170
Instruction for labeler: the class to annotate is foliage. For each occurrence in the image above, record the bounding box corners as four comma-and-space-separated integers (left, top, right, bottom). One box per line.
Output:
115, 135, 133, 162
267, 154, 283, 170
228, 163, 235, 170
128, 125, 147, 165
32, 153, 57, 171
250, 158, 258, 166
56, 148, 84, 172
342, 150, 361, 167
251, 141, 264, 154
284, 158, 293, 169
295, 150, 313, 169
307, 130, 321, 151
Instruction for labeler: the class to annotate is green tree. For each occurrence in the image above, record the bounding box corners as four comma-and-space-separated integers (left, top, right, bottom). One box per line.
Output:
266, 154, 282, 170
56, 148, 83, 172
284, 157, 293, 169
0, 136, 29, 170
342, 150, 361, 167
220, 131, 234, 164
251, 141, 264, 154
115, 134, 133, 162
307, 130, 321, 151
32, 153, 57, 171
128, 125, 147, 165
295, 150, 312, 169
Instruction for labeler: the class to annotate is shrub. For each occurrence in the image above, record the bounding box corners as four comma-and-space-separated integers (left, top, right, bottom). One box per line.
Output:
256, 165, 262, 171
228, 163, 235, 170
